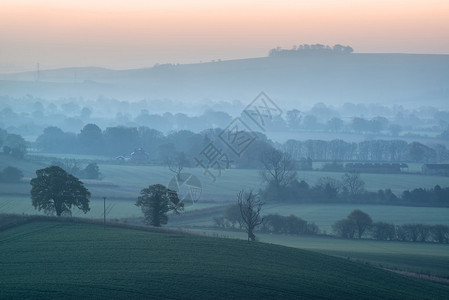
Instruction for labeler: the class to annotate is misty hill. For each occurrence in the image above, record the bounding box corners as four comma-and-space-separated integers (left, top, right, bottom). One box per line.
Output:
1, 218, 448, 299
1, 53, 448, 107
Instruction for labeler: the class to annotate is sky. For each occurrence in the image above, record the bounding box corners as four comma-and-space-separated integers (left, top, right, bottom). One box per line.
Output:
1, 0, 448, 73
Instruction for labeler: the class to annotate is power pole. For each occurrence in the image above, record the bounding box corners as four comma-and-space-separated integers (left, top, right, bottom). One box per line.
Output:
103, 197, 106, 229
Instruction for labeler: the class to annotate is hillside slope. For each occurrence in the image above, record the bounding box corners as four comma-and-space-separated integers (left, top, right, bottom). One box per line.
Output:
1, 53, 448, 107
0, 220, 448, 299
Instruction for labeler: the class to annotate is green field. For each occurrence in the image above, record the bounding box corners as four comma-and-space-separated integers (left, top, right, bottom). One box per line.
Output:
187, 228, 449, 278
1, 219, 448, 299
3, 196, 449, 231
2, 153, 449, 288
3, 153, 449, 201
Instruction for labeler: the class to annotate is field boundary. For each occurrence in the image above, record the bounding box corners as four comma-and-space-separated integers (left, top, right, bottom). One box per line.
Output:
384, 268, 449, 285
0, 213, 193, 236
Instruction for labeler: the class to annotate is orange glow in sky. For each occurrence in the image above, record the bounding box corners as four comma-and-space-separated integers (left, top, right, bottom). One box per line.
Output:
1, 0, 448, 72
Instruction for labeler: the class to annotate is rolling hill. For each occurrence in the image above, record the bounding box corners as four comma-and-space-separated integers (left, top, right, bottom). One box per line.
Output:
1, 53, 448, 108
0, 217, 448, 299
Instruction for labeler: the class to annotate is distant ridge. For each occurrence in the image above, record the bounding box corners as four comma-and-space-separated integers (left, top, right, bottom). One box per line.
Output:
1, 53, 448, 107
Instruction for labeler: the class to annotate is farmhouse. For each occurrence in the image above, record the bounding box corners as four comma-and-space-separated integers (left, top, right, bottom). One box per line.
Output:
131, 148, 149, 161
422, 164, 449, 176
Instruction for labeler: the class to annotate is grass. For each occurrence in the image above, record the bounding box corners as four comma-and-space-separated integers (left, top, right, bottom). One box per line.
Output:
4, 153, 449, 201
1, 219, 449, 299
186, 228, 449, 279
4, 195, 448, 231
0, 195, 223, 220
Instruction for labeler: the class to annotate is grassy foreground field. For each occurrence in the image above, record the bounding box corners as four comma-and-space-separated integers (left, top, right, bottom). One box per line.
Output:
186, 228, 449, 278
1, 219, 449, 300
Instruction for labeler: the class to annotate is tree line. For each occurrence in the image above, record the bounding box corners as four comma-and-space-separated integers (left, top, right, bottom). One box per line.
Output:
0, 128, 27, 159
333, 210, 449, 243
269, 44, 354, 56
30, 166, 181, 224
2, 96, 448, 139
32, 124, 449, 164
282, 139, 448, 163
215, 205, 449, 244
261, 173, 449, 206
257, 149, 448, 206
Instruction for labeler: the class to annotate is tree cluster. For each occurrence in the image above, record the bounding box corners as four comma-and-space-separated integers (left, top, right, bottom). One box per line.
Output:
35, 125, 275, 168
283, 139, 448, 163
332, 210, 373, 239
333, 210, 449, 243
261, 214, 319, 235
215, 210, 319, 236
269, 44, 354, 56
0, 166, 23, 183
261, 167, 448, 206
261, 172, 366, 203
50, 159, 101, 180
0, 129, 27, 159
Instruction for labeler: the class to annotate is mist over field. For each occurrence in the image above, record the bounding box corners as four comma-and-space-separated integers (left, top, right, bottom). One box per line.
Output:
1, 52, 448, 109
2, 2, 449, 296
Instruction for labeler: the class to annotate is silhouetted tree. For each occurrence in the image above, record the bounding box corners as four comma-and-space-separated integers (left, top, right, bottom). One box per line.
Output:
167, 152, 189, 180
83, 162, 101, 179
313, 177, 340, 200
36, 126, 77, 153
135, 184, 183, 227
78, 123, 103, 154
237, 190, 264, 241
347, 209, 372, 239
30, 166, 90, 216
371, 222, 396, 241
333, 219, 356, 239
260, 149, 297, 189
341, 172, 365, 198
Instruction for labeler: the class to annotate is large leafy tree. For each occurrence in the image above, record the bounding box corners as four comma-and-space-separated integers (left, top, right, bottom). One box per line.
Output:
30, 166, 90, 216
347, 209, 373, 239
78, 124, 104, 154
135, 184, 183, 227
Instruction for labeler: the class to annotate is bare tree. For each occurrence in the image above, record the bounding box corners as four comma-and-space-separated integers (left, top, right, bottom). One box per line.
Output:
260, 149, 297, 189
237, 190, 264, 241
341, 172, 365, 197
166, 151, 188, 180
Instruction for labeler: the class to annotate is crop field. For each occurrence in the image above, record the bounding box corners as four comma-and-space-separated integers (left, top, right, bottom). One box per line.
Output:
187, 228, 449, 278
1, 219, 448, 299
2, 154, 449, 289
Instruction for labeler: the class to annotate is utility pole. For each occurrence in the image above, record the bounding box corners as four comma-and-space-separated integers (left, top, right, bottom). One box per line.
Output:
103, 196, 106, 230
